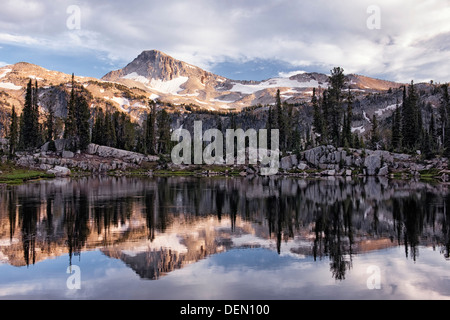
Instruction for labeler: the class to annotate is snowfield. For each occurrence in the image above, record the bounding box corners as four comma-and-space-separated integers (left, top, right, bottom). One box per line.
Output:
147, 77, 188, 95
28, 75, 44, 81
123, 72, 188, 95
351, 125, 366, 133
123, 72, 150, 85
229, 77, 326, 94
375, 104, 398, 116
0, 68, 12, 79
149, 93, 159, 100
363, 111, 371, 122
111, 96, 130, 107
111, 97, 131, 113
132, 102, 147, 109
211, 98, 236, 103
0, 82, 22, 90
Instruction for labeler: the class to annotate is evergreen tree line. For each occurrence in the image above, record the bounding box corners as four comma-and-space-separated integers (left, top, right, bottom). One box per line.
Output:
312, 67, 363, 149
391, 81, 450, 158
18, 80, 42, 151
91, 107, 137, 151
310, 67, 450, 157
7, 76, 173, 157
6, 71, 450, 160
266, 89, 302, 154
7, 76, 90, 154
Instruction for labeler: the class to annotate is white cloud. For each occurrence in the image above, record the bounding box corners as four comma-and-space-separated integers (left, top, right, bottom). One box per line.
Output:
278, 70, 307, 78
0, 0, 448, 82
0, 33, 40, 46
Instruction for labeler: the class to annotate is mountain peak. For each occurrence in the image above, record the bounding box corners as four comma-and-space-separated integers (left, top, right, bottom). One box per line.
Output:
98, 50, 405, 111
103, 49, 203, 83
136, 49, 171, 61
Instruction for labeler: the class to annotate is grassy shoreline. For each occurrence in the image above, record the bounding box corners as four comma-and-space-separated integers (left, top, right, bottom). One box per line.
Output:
0, 162, 55, 185
0, 161, 444, 186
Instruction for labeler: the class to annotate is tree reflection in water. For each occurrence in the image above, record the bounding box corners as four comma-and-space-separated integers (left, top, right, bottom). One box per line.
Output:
1, 176, 450, 281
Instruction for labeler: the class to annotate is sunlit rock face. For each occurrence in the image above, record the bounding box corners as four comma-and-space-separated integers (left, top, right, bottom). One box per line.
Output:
0, 50, 408, 133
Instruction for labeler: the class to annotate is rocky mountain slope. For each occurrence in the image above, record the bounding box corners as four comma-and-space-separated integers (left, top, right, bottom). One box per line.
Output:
0, 62, 156, 127
103, 50, 405, 111
0, 49, 441, 140
0, 50, 404, 114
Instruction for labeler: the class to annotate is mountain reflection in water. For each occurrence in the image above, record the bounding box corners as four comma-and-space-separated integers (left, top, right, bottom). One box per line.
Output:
1, 176, 450, 284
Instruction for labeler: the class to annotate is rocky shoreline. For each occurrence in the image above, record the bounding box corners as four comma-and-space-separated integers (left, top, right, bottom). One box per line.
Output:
7, 139, 159, 177
3, 139, 449, 181
280, 145, 448, 180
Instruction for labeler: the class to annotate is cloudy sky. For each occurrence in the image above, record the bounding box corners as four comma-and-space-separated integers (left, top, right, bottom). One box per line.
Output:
0, 0, 449, 83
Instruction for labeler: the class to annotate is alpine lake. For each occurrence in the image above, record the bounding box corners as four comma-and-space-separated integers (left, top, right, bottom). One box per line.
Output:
1, 175, 450, 300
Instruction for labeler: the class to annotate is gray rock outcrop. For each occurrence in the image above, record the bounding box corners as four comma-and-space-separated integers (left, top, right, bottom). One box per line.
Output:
87, 144, 159, 164
364, 154, 381, 176
46, 166, 71, 177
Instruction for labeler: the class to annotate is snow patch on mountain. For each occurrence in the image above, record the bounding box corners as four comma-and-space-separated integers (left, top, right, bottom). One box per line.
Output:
123, 72, 150, 85
132, 102, 147, 109
111, 97, 130, 107
123, 72, 188, 95
148, 77, 188, 94
351, 125, 366, 133
211, 98, 235, 103
149, 94, 159, 100
375, 104, 398, 116
363, 111, 370, 122
229, 78, 324, 95
28, 75, 43, 81
0, 68, 12, 79
0, 82, 22, 90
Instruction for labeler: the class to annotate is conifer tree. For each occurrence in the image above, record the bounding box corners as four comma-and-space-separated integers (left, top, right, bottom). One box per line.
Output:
8, 105, 18, 157
429, 112, 437, 153
343, 89, 353, 148
92, 108, 105, 145
64, 74, 78, 150
32, 80, 41, 147
266, 106, 274, 149
321, 89, 330, 143
18, 114, 24, 150
371, 114, 379, 149
19, 79, 40, 150
64, 74, 91, 151
273, 91, 279, 128
401, 85, 408, 141
157, 109, 171, 154
123, 114, 137, 151
284, 101, 294, 150
352, 132, 361, 149
402, 81, 421, 150
440, 84, 450, 155
76, 91, 91, 151
275, 89, 286, 151
104, 110, 116, 148
113, 112, 124, 149
312, 88, 324, 144
391, 101, 402, 151
45, 104, 56, 152
109, 111, 136, 151
328, 67, 346, 146
145, 103, 157, 155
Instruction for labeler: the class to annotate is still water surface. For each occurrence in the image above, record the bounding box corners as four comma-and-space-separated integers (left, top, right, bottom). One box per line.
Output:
1, 176, 450, 299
